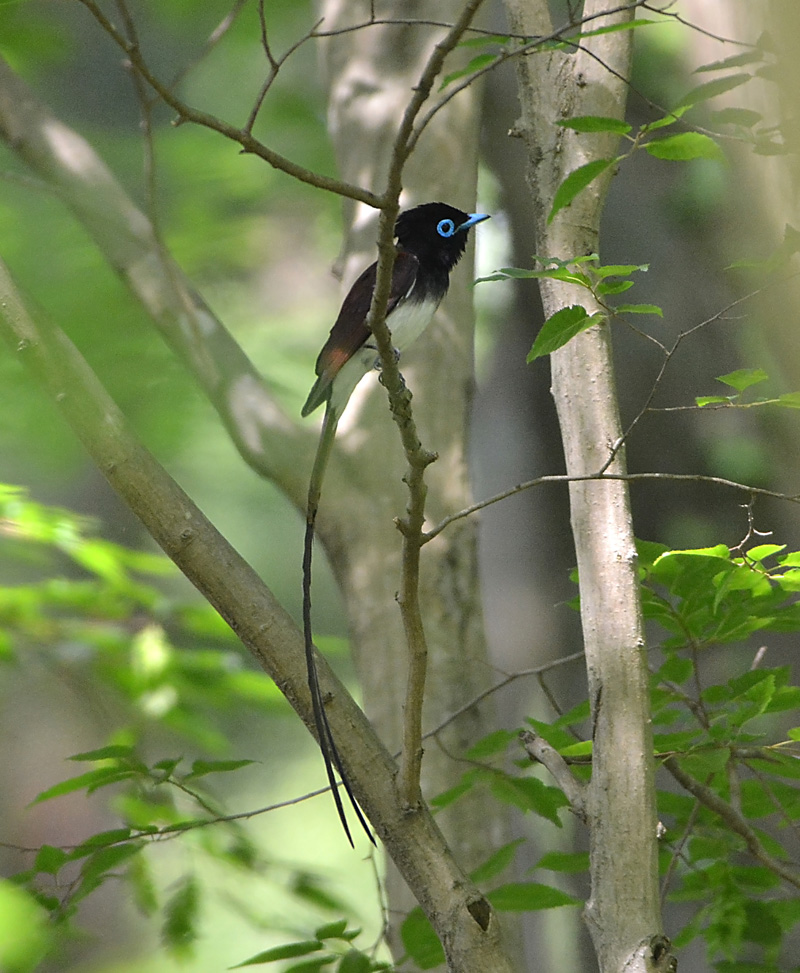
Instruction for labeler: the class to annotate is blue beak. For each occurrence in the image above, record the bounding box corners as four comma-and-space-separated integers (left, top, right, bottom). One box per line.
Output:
457, 212, 491, 232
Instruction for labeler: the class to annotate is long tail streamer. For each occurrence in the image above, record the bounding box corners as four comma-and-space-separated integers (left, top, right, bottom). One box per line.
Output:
303, 408, 375, 846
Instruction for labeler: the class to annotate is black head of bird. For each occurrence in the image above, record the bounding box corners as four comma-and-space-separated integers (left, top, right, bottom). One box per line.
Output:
301, 201, 490, 419
394, 201, 489, 273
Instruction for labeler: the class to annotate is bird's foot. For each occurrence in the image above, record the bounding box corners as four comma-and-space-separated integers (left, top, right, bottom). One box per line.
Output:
368, 345, 400, 371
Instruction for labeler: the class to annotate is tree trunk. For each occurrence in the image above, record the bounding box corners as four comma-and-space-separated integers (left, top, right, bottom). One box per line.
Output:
316, 2, 518, 961
502, 1, 669, 969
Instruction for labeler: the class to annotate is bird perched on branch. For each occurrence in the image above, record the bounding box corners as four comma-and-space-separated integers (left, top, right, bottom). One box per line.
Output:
302, 201, 490, 844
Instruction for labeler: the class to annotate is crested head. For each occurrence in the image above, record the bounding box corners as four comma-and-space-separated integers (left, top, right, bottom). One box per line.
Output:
394, 202, 489, 271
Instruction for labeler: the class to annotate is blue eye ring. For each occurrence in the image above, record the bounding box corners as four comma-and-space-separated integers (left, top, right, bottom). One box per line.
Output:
436, 218, 456, 238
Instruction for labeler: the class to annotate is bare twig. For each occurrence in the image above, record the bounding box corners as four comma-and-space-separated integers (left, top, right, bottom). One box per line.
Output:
641, 2, 755, 46
75, 0, 381, 208
422, 650, 585, 741
604, 284, 773, 470
520, 728, 587, 819
424, 470, 800, 542
408, 0, 655, 154
351, 0, 488, 811
162, 0, 251, 97
0, 257, 518, 973
659, 797, 702, 904
663, 756, 800, 889
245, 8, 324, 133
0, 56, 305, 492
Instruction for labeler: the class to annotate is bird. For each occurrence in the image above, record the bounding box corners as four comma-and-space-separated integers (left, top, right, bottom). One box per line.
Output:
301, 201, 490, 845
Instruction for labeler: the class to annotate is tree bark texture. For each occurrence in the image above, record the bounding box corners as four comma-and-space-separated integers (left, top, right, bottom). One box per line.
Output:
0, 257, 516, 973
0, 8, 519, 969
501, 1, 667, 970
317, 0, 517, 961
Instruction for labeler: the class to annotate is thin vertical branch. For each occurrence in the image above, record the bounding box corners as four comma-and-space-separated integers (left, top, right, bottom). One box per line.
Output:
356, 0, 487, 810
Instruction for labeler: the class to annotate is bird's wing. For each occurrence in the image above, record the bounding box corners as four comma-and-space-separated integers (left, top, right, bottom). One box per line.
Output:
301, 251, 419, 416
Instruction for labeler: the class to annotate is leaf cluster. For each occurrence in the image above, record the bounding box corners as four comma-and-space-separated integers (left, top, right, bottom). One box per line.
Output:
0, 485, 371, 968
642, 541, 800, 968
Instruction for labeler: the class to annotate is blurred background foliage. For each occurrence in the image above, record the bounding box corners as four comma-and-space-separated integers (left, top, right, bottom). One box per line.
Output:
1, 3, 383, 971
1, 1, 799, 971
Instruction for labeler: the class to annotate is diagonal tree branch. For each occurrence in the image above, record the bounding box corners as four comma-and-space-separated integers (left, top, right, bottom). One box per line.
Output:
0, 256, 515, 973
663, 757, 800, 890
0, 54, 312, 504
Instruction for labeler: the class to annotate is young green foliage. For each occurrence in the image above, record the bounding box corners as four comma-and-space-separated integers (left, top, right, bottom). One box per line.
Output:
477, 255, 656, 360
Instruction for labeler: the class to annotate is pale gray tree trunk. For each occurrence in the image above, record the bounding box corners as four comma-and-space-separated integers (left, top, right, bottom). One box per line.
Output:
502, 1, 671, 970
316, 2, 520, 962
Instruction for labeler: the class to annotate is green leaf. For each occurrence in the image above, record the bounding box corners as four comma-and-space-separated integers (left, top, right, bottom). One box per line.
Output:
680, 748, 730, 779
70, 842, 141, 906
488, 775, 569, 825
464, 729, 515, 759
548, 158, 616, 222
33, 845, 69, 876
69, 745, 137, 762
653, 729, 704, 752
284, 959, 336, 973
554, 698, 590, 728
728, 224, 800, 273
315, 921, 348, 941
658, 655, 694, 685
476, 264, 591, 286
458, 34, 513, 48
79, 843, 140, 883
695, 51, 765, 73
400, 908, 444, 970
161, 875, 200, 957
555, 115, 632, 135
488, 882, 580, 911
696, 395, 731, 407
592, 262, 649, 279
128, 853, 158, 917
185, 759, 255, 779
30, 768, 137, 805
614, 303, 663, 316
0, 881, 52, 973
477, 266, 544, 280
655, 544, 731, 566
639, 107, 690, 134
558, 740, 593, 759
577, 19, 659, 40
744, 543, 784, 562
527, 305, 603, 362
644, 132, 724, 162
776, 391, 800, 408
430, 769, 479, 809
536, 851, 589, 873
470, 839, 525, 883
710, 107, 763, 128
595, 279, 634, 296
752, 136, 787, 156
337, 951, 372, 973
292, 874, 349, 914
675, 73, 752, 109
71, 829, 133, 855
716, 368, 769, 392
440, 53, 496, 89
230, 942, 323, 967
